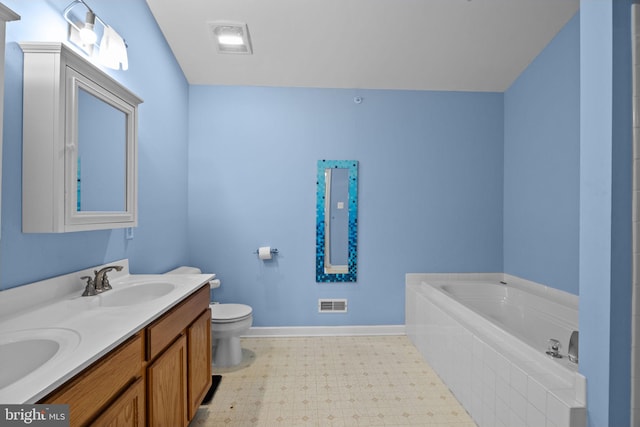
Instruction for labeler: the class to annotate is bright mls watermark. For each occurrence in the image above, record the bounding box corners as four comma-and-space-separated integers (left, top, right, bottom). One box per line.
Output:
0, 405, 69, 426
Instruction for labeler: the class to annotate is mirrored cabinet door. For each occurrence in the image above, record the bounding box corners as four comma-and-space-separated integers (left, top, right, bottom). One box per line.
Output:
20, 42, 142, 233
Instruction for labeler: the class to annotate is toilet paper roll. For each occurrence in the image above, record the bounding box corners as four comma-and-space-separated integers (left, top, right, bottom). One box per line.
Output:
258, 246, 272, 260
209, 279, 221, 289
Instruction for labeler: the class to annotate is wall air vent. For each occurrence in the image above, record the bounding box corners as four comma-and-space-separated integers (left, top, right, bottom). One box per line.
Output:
318, 299, 347, 313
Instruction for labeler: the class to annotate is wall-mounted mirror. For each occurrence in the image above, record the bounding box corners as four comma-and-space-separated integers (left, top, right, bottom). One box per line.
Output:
316, 160, 358, 282
20, 42, 142, 233
76, 85, 127, 212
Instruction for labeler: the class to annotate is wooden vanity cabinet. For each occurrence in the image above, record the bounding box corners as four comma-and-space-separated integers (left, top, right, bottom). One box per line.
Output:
38, 283, 212, 427
145, 284, 211, 427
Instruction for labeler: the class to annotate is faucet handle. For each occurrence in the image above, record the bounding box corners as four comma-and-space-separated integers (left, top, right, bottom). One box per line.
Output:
568, 331, 579, 363
81, 276, 97, 296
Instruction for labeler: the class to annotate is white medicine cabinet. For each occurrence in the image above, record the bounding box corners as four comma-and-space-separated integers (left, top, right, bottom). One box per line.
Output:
0, 4, 20, 239
21, 42, 143, 233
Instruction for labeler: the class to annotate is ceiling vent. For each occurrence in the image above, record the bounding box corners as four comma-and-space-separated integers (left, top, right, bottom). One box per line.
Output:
208, 21, 252, 54
318, 299, 348, 313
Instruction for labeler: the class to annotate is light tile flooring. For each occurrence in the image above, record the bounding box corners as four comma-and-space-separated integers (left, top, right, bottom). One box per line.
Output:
189, 335, 477, 427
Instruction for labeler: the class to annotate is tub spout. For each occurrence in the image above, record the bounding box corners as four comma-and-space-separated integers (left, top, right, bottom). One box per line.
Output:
568, 331, 578, 363
546, 338, 562, 358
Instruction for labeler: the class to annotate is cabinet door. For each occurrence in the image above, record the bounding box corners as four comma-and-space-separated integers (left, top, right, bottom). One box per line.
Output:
41, 334, 143, 427
188, 308, 212, 419
147, 335, 188, 427
146, 285, 209, 360
91, 378, 145, 427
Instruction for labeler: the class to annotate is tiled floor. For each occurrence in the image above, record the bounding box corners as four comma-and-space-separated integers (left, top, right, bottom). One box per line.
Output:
189, 335, 477, 426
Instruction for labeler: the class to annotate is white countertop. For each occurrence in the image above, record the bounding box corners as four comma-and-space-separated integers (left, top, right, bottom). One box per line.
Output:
0, 259, 213, 403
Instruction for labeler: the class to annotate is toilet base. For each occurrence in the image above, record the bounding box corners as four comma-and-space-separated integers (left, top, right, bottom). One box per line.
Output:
212, 336, 242, 367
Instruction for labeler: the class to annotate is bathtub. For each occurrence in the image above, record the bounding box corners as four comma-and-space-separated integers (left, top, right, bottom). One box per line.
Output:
405, 273, 586, 427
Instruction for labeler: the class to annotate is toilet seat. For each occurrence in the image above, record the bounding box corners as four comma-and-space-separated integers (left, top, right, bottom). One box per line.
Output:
210, 303, 252, 324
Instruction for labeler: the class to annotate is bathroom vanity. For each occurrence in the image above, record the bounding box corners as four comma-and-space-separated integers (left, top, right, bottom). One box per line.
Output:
0, 260, 212, 427
40, 285, 211, 426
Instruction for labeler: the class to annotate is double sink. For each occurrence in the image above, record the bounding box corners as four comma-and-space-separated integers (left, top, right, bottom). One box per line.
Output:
0, 260, 213, 403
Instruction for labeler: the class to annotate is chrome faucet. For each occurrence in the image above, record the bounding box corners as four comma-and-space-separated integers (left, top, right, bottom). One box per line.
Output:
80, 265, 123, 296
546, 338, 561, 358
93, 265, 123, 292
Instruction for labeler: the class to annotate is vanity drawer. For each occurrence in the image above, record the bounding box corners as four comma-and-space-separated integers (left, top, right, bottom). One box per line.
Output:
41, 333, 143, 427
146, 284, 209, 361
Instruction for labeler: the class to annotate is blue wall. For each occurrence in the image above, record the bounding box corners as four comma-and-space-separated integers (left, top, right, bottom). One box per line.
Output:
503, 14, 580, 294
187, 86, 504, 326
503, 7, 633, 425
0, 0, 191, 289
579, 1, 632, 426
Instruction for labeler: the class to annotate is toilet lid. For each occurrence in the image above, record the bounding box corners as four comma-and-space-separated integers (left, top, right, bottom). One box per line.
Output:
210, 303, 252, 321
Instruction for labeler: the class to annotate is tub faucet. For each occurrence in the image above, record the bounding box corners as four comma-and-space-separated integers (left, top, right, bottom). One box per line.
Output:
568, 330, 579, 363
546, 338, 562, 358
93, 265, 123, 292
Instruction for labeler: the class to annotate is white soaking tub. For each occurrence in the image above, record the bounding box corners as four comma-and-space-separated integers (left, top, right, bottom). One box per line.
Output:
405, 273, 586, 427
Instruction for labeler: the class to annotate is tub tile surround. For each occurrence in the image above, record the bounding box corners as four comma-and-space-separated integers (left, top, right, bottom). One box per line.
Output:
406, 273, 586, 427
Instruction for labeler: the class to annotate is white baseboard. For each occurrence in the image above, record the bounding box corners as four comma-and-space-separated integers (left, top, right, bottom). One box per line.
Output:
243, 325, 405, 338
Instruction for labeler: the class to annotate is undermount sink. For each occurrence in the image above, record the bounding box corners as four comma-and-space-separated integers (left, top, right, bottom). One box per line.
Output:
98, 282, 175, 307
0, 329, 80, 389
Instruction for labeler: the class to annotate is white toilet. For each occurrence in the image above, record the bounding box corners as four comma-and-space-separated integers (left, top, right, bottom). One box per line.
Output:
164, 266, 253, 368
210, 302, 252, 367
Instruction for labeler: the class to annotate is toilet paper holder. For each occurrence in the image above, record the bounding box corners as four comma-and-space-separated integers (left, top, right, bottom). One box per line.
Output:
253, 247, 279, 255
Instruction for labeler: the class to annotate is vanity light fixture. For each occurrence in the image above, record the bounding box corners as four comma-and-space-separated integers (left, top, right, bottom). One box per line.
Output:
63, 0, 128, 70
208, 21, 253, 54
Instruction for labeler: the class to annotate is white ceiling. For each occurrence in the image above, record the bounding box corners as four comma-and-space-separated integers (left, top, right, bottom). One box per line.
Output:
145, 0, 579, 92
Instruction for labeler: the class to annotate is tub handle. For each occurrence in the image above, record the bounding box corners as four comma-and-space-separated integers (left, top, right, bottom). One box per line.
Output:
568, 331, 578, 363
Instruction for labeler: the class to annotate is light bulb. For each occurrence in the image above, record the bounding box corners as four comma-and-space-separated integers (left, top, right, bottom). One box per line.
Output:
79, 24, 97, 45
79, 11, 97, 46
